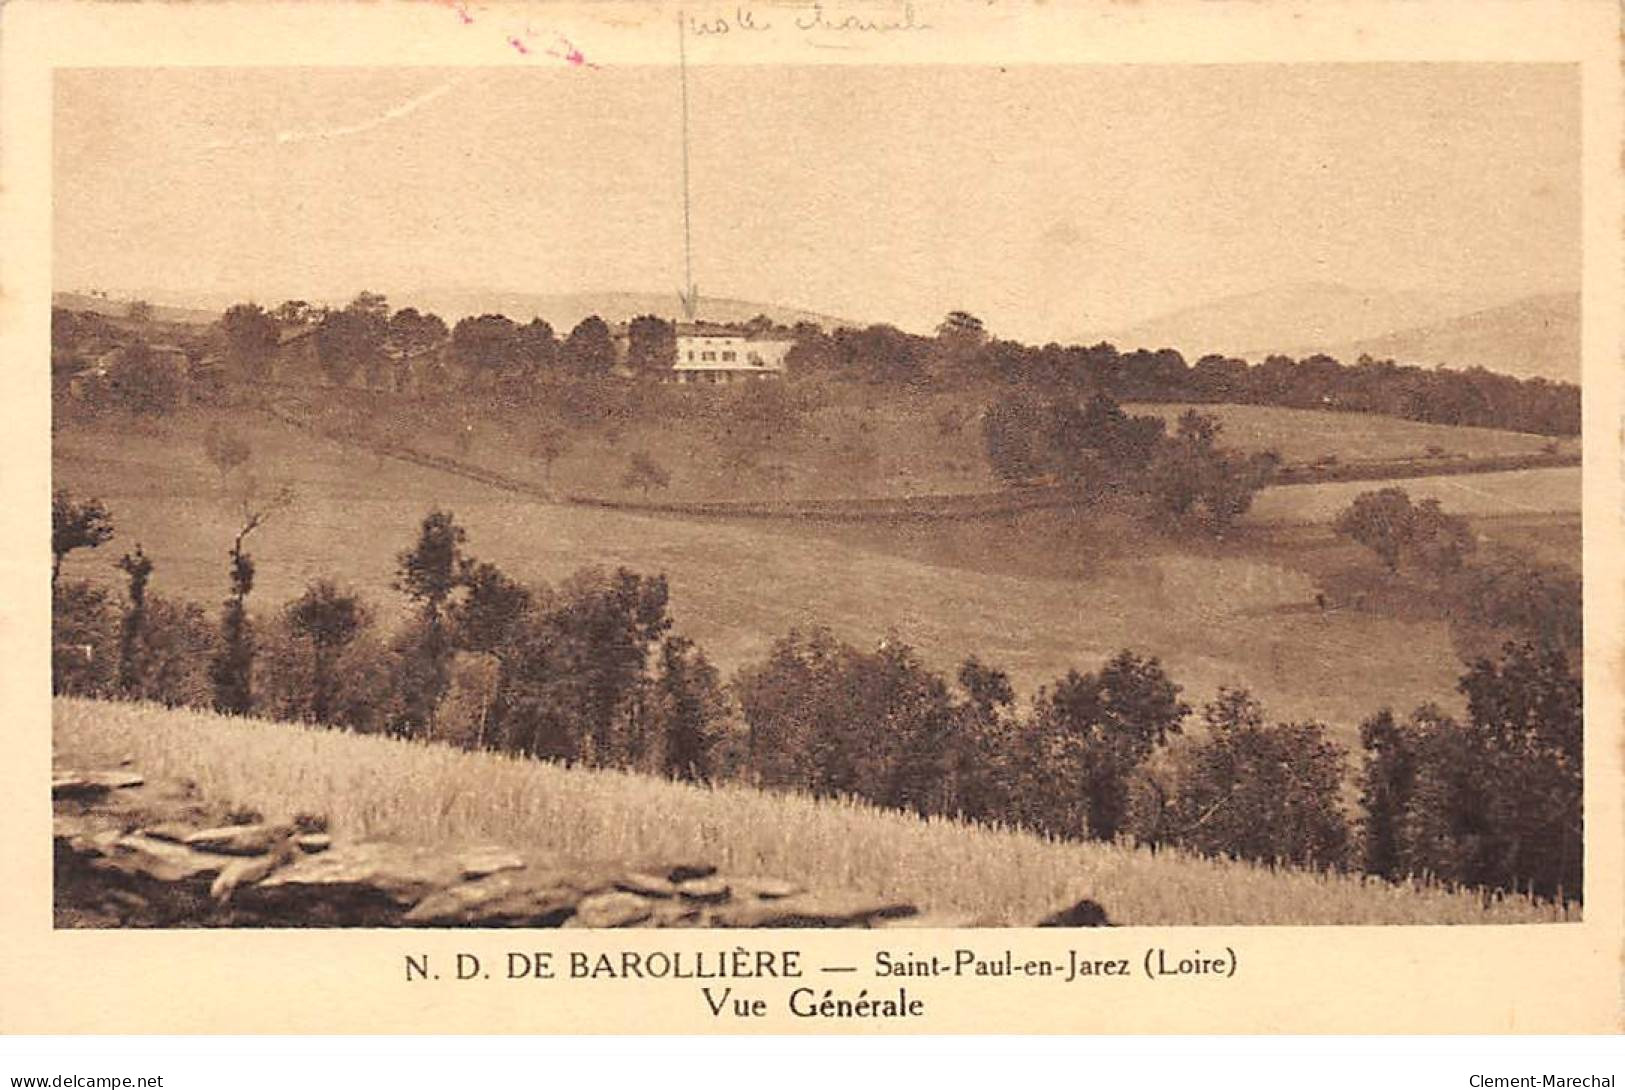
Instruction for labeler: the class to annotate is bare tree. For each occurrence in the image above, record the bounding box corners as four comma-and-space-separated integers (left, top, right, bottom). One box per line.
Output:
209, 479, 294, 715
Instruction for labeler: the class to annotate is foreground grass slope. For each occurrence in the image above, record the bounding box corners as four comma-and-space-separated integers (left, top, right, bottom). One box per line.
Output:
55, 408, 1532, 742
54, 698, 1570, 925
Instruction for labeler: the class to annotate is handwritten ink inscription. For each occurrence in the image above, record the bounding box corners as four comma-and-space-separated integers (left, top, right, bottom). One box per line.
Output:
796, 2, 931, 32
687, 2, 932, 38
688, 6, 774, 34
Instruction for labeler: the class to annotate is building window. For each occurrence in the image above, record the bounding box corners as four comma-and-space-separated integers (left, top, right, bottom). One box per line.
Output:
702, 351, 717, 361
722, 351, 736, 362
687, 350, 695, 361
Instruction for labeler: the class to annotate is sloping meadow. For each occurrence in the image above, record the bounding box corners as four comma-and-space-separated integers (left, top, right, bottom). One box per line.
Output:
54, 698, 1570, 926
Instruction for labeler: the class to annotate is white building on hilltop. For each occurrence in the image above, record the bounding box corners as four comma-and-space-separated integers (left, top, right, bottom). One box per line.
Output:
670, 325, 793, 384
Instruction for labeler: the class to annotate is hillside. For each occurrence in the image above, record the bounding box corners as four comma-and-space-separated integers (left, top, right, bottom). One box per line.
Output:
53, 697, 1569, 925
1095, 283, 1495, 361
53, 288, 862, 333
262, 387, 1572, 509
389, 289, 862, 332
54, 404, 1512, 743
1322, 293, 1580, 384
52, 291, 219, 326
1129, 403, 1576, 465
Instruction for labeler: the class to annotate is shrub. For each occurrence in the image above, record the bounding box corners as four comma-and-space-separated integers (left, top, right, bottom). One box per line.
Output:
123, 596, 216, 708
258, 618, 398, 734
52, 581, 119, 698
1155, 688, 1349, 870
108, 341, 184, 416
735, 628, 962, 813
51, 490, 114, 589
1334, 488, 1475, 576
1024, 651, 1189, 841
1356, 642, 1581, 901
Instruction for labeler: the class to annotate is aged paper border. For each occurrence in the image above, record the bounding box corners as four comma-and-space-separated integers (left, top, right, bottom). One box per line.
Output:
1, 0, 1619, 1035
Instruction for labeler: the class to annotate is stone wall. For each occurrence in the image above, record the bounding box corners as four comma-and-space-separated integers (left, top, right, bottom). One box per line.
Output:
53, 765, 1110, 929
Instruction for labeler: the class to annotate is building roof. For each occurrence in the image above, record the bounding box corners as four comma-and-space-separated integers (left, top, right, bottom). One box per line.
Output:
675, 325, 747, 339
675, 323, 793, 343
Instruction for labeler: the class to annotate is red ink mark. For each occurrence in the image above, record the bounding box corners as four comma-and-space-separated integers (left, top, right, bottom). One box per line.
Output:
508, 35, 530, 54
437, 0, 474, 25
545, 34, 599, 68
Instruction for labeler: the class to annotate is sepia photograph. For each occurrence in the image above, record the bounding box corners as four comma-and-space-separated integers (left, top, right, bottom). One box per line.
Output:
6, 0, 1619, 1040
47, 57, 1587, 932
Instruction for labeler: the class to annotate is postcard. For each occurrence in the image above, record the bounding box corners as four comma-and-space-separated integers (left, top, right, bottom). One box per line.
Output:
3, 0, 1619, 1033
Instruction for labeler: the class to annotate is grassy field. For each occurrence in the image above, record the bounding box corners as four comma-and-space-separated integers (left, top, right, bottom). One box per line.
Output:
53, 698, 1571, 925
271, 386, 1572, 505
1131, 403, 1576, 464
54, 408, 1485, 743
1247, 466, 1581, 524
279, 384, 1002, 503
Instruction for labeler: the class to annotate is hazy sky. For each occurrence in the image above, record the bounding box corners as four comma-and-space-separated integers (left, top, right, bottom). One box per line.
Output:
54, 64, 1579, 340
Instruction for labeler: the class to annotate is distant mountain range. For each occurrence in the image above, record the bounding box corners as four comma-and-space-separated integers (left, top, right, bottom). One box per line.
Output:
53, 288, 861, 334
53, 292, 220, 326
1095, 284, 1580, 383
388, 289, 863, 332
1320, 293, 1579, 384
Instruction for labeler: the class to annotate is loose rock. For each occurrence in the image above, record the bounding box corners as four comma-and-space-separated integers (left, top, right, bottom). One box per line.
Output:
677, 877, 731, 904
457, 847, 527, 880
93, 834, 225, 884
254, 842, 464, 917
403, 870, 582, 927
52, 771, 144, 799
615, 871, 679, 899
53, 768, 947, 930
667, 863, 717, 883
211, 854, 281, 902
140, 822, 199, 845
567, 891, 655, 928
185, 823, 292, 856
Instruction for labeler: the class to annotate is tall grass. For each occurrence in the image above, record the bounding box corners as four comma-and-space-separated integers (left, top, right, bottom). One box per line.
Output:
54, 698, 1572, 926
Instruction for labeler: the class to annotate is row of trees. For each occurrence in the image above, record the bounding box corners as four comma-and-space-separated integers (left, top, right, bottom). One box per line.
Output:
983, 393, 1280, 533
738, 625, 1577, 900
204, 291, 1581, 437
1358, 643, 1581, 900
52, 487, 1583, 903
52, 497, 725, 776
788, 315, 1579, 436
221, 293, 631, 391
